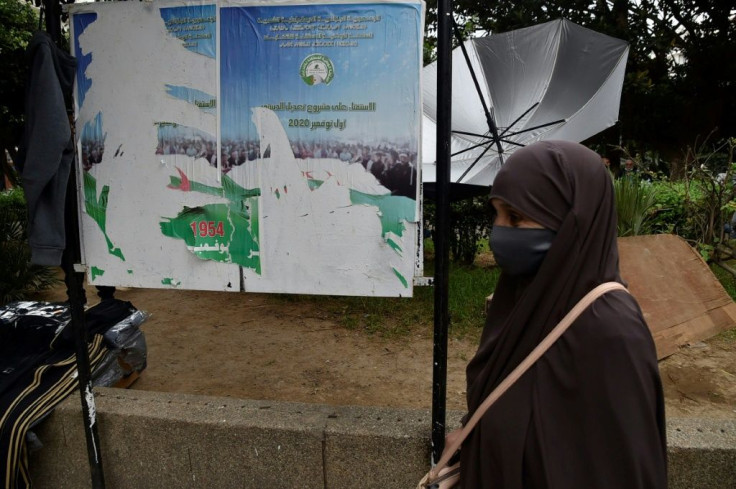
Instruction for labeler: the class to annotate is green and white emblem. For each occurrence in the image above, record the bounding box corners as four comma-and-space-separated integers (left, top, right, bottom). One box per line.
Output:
300, 54, 334, 86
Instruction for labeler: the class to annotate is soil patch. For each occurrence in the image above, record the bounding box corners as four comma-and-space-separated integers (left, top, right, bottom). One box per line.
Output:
31, 278, 736, 419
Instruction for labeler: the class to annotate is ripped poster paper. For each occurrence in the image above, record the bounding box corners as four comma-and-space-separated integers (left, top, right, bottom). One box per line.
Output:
69, 0, 423, 297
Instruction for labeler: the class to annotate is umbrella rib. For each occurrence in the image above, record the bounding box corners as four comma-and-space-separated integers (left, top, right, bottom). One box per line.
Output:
451, 139, 493, 157
453, 136, 522, 159
453, 20, 505, 164
456, 140, 495, 184
453, 119, 565, 160
452, 129, 494, 139
502, 119, 566, 138
498, 139, 525, 148
499, 102, 540, 138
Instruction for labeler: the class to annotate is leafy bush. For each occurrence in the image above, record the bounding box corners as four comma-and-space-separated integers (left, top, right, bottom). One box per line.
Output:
679, 139, 735, 257
640, 137, 736, 260
614, 176, 658, 236
449, 197, 491, 263
424, 197, 491, 265
0, 188, 60, 305
0, 0, 38, 188
648, 180, 689, 235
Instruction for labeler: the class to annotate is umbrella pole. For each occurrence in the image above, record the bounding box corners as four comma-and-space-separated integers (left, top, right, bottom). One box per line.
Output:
452, 20, 504, 166
432, 0, 453, 464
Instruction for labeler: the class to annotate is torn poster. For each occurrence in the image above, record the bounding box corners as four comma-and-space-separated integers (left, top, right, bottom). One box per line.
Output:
69, 0, 423, 297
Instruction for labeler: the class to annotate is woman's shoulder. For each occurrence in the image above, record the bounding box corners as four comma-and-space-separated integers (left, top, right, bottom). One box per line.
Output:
585, 286, 643, 320
576, 288, 657, 351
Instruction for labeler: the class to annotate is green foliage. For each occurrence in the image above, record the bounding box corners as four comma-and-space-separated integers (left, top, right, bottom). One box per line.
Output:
711, 263, 736, 300
679, 139, 736, 255
709, 265, 736, 343
424, 197, 492, 265
642, 138, 736, 261
0, 188, 60, 305
614, 175, 658, 236
0, 0, 38, 187
449, 197, 492, 264
647, 180, 688, 234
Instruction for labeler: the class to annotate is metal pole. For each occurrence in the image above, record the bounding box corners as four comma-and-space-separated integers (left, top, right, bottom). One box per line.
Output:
63, 162, 106, 489
53, 0, 107, 483
42, 0, 62, 45
431, 0, 453, 464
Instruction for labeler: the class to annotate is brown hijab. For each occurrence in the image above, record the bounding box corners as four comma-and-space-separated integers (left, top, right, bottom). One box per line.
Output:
461, 141, 666, 488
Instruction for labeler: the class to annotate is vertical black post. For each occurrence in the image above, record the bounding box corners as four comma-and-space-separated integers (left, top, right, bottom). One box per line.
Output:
42, 0, 62, 45
63, 163, 106, 489
53, 0, 107, 484
431, 0, 453, 464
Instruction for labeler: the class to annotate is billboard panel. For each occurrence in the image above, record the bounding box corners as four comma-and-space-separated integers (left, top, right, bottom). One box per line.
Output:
70, 0, 423, 296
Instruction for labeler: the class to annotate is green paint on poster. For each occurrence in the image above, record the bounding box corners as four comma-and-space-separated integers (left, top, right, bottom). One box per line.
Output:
226, 201, 261, 273
83, 172, 125, 261
386, 238, 402, 254
91, 266, 104, 280
392, 268, 409, 288
351, 192, 416, 287
163, 168, 261, 273
161, 277, 181, 286
221, 174, 260, 202
167, 170, 260, 202
307, 179, 324, 190
248, 198, 260, 243
160, 201, 260, 273
349, 190, 415, 238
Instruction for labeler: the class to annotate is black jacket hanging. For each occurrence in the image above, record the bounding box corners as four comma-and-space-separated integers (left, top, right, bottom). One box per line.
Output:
16, 31, 77, 266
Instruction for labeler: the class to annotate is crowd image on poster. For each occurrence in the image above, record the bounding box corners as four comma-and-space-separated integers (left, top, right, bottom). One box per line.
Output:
69, 0, 424, 297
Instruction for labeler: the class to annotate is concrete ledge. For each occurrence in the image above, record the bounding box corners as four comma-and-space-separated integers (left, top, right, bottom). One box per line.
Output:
667, 418, 736, 489
28, 388, 735, 489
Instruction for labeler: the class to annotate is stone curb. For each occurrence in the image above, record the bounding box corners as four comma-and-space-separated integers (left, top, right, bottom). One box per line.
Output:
28, 388, 735, 488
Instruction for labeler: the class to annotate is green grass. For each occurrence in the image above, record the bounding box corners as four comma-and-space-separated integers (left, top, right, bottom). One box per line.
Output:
274, 258, 500, 341
277, 258, 736, 345
711, 263, 736, 300
443, 262, 500, 338
710, 263, 736, 342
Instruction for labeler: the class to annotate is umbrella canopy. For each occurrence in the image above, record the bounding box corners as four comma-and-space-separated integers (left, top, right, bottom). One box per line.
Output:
422, 18, 629, 188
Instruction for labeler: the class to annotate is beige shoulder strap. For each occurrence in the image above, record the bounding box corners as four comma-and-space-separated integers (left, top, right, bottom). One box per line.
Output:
430, 281, 628, 477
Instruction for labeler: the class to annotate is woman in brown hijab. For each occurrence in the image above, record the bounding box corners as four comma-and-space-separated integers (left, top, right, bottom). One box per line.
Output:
458, 141, 667, 488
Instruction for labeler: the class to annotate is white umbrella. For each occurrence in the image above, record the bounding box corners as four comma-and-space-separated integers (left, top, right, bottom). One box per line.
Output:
422, 18, 629, 188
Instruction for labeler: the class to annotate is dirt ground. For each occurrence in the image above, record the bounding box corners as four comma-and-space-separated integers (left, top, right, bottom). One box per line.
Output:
32, 277, 736, 420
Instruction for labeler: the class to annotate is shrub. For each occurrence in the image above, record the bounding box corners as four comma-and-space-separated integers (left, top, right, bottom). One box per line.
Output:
0, 188, 60, 305
614, 176, 658, 236
424, 197, 491, 265
648, 180, 689, 235
679, 138, 736, 256
643, 137, 736, 260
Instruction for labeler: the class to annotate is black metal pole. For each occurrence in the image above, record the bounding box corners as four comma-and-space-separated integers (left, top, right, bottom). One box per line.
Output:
431, 0, 453, 464
42, 0, 62, 45
63, 162, 106, 489
52, 0, 107, 483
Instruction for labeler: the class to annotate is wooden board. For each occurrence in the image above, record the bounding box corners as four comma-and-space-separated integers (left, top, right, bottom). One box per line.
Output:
618, 234, 736, 359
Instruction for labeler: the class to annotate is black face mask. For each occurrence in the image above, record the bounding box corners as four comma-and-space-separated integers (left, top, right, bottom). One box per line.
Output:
490, 226, 556, 276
